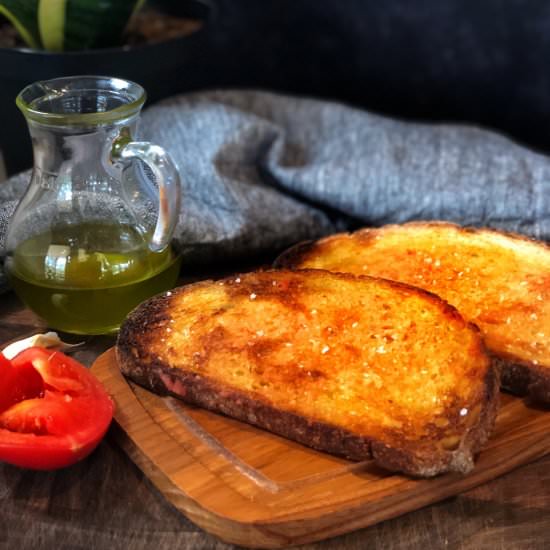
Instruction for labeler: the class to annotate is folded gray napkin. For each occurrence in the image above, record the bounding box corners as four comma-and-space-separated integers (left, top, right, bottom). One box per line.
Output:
1, 89, 550, 290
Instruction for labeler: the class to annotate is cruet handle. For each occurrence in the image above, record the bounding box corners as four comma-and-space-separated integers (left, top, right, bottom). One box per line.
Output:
114, 141, 181, 253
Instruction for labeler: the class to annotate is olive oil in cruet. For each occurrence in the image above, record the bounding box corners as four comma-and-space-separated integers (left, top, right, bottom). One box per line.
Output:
5, 76, 183, 334
6, 222, 181, 334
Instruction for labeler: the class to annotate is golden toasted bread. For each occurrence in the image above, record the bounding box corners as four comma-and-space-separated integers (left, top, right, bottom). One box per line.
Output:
117, 270, 497, 477
277, 222, 550, 402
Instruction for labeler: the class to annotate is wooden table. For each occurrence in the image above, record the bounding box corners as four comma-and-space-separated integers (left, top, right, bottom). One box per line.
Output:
1, 289, 550, 550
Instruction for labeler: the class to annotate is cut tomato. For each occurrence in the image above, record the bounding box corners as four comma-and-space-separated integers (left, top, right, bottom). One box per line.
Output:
0, 347, 114, 470
0, 351, 44, 413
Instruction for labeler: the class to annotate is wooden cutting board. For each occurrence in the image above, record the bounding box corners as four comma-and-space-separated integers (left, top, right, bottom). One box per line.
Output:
92, 348, 550, 549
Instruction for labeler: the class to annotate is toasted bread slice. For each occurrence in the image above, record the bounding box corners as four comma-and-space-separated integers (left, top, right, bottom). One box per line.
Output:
276, 222, 550, 402
117, 270, 497, 477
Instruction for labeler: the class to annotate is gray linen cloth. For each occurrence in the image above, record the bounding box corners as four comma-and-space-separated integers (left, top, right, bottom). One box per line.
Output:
1, 89, 550, 290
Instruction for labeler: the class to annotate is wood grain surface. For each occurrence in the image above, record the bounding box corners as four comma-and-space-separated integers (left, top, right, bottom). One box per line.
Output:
92, 348, 550, 548
1, 289, 550, 549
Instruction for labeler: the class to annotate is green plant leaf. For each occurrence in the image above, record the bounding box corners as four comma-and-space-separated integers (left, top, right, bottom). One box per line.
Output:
38, 0, 66, 51
0, 0, 41, 48
57, 0, 142, 51
133, 0, 146, 14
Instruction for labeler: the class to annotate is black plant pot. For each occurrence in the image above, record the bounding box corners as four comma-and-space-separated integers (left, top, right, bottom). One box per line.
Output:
6, 0, 550, 177
0, 0, 211, 176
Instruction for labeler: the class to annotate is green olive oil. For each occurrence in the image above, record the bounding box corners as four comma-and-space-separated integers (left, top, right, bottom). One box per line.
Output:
6, 222, 181, 334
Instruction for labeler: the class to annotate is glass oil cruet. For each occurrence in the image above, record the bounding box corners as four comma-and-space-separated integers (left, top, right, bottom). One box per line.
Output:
4, 76, 182, 334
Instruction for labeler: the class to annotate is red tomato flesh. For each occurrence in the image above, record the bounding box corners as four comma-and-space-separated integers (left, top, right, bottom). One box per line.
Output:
0, 347, 114, 470
0, 352, 44, 412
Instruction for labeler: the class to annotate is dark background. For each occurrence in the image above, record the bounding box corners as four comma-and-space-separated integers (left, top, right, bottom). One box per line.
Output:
205, 0, 550, 152
3, 0, 550, 174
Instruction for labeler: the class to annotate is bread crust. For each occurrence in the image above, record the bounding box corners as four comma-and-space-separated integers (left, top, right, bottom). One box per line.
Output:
117, 270, 499, 478
275, 222, 550, 403
492, 354, 550, 403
